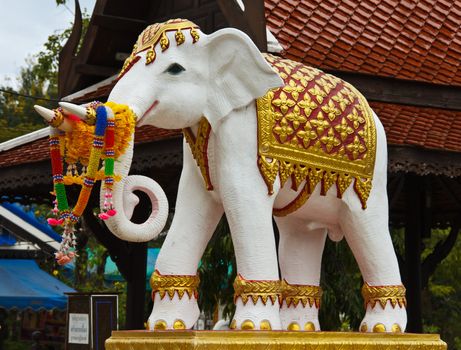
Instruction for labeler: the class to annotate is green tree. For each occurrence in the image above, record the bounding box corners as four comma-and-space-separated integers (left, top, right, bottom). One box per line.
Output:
421, 228, 461, 349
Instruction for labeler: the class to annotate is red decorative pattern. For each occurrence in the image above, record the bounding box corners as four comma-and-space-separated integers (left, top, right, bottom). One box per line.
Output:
263, 54, 372, 162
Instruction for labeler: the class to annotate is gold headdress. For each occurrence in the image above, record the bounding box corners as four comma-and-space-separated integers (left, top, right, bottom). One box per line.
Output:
119, 19, 200, 78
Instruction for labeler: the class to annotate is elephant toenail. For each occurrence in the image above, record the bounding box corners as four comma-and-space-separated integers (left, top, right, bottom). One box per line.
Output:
360, 323, 368, 332
373, 323, 387, 332
173, 319, 186, 330
229, 319, 237, 329
304, 321, 315, 332
241, 320, 255, 330
260, 320, 272, 330
391, 323, 402, 333
154, 320, 168, 330
287, 322, 300, 331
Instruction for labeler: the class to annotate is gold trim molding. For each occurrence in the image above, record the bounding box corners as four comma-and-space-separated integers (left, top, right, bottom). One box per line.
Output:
183, 117, 214, 190
106, 331, 446, 350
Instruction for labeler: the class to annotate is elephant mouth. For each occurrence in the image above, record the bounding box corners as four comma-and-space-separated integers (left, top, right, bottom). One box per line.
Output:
137, 100, 159, 126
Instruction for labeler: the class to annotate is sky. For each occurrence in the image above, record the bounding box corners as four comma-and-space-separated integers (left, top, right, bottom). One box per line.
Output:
0, 0, 96, 88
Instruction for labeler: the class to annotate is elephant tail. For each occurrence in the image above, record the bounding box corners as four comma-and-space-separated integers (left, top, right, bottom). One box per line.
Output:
328, 228, 344, 242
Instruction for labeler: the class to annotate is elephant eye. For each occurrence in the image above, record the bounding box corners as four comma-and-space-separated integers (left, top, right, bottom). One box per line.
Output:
165, 63, 185, 75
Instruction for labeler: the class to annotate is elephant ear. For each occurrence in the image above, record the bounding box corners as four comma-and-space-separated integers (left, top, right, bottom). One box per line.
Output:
204, 28, 283, 129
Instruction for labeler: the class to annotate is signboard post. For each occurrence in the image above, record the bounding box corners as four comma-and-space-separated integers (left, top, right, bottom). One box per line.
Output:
66, 293, 118, 350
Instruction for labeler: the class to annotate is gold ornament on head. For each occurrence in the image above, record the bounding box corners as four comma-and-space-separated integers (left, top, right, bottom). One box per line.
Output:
190, 28, 200, 43
137, 19, 199, 63
361, 283, 407, 309
118, 44, 141, 79
175, 29, 185, 45
145, 46, 156, 65
118, 19, 199, 77
160, 32, 170, 51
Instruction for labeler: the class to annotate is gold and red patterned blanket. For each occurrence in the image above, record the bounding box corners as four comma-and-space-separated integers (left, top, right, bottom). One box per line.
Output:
184, 54, 376, 215
257, 54, 376, 214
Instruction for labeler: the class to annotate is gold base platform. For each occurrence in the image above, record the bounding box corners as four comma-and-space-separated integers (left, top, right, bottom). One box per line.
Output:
105, 330, 446, 350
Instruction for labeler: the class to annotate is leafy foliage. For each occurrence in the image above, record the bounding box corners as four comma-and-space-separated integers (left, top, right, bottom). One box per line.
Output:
198, 216, 236, 320
421, 229, 461, 349
320, 239, 363, 330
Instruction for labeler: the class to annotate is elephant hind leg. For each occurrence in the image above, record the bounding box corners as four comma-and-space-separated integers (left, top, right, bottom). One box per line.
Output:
276, 216, 327, 331
339, 203, 407, 333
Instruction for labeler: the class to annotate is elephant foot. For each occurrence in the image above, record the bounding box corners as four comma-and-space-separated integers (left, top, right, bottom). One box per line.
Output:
148, 293, 200, 330
230, 299, 281, 330
148, 270, 200, 330
280, 281, 322, 331
229, 274, 282, 330
359, 283, 407, 333
280, 301, 320, 331
360, 301, 407, 333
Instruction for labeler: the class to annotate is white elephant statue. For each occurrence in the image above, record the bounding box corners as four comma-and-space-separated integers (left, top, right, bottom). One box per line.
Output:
36, 19, 407, 333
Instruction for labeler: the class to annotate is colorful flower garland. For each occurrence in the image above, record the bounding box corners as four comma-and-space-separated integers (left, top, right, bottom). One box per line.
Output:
47, 102, 136, 265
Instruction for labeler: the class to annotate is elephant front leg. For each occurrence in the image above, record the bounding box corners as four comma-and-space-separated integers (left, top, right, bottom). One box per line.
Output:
148, 146, 224, 330
216, 109, 282, 330
220, 179, 282, 330
224, 196, 282, 331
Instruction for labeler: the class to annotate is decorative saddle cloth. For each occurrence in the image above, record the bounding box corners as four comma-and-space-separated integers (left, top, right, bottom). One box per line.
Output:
184, 54, 376, 215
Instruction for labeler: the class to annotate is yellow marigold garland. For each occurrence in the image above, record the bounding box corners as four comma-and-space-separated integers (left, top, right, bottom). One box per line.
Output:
62, 101, 135, 178
48, 102, 136, 265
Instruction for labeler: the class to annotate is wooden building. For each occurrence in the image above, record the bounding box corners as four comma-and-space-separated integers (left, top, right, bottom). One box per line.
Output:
0, 0, 460, 332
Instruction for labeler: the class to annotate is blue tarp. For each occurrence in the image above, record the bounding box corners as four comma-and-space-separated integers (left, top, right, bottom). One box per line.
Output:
0, 202, 61, 242
0, 230, 16, 246
0, 259, 75, 310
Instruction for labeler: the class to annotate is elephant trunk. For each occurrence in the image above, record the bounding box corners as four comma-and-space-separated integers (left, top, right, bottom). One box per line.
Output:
101, 138, 169, 242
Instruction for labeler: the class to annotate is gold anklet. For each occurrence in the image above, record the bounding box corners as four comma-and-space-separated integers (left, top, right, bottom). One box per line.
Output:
282, 280, 323, 308
233, 274, 282, 306
150, 269, 200, 300
361, 283, 406, 309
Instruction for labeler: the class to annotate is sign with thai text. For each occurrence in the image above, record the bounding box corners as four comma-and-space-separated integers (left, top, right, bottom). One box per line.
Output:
68, 313, 89, 344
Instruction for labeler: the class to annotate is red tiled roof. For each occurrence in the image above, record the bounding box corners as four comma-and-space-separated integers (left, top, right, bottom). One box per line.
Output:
0, 126, 180, 168
370, 102, 461, 152
265, 0, 461, 87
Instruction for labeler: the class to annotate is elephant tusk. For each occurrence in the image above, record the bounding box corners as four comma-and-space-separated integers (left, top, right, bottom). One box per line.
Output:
59, 101, 88, 121
34, 105, 73, 132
